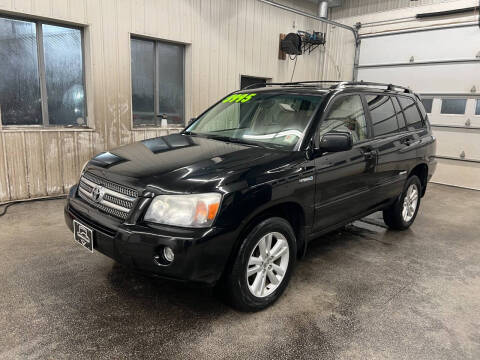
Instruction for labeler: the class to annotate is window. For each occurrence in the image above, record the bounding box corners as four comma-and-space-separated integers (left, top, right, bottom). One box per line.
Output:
441, 99, 466, 115
366, 95, 399, 137
187, 93, 322, 150
131, 37, 184, 127
392, 97, 406, 130
475, 99, 480, 116
421, 98, 433, 113
318, 95, 368, 144
0, 17, 85, 126
398, 97, 424, 130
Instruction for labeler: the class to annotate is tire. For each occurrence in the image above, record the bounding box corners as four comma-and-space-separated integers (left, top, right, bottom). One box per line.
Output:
223, 217, 297, 312
383, 175, 422, 230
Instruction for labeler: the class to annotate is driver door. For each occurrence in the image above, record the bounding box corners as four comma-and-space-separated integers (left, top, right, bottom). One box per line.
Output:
312, 94, 377, 233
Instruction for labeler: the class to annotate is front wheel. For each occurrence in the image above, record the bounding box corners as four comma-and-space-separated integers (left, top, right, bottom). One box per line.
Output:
383, 175, 422, 230
224, 217, 296, 312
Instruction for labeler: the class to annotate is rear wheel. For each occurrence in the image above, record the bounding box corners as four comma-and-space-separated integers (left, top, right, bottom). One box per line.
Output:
383, 175, 422, 230
224, 217, 296, 312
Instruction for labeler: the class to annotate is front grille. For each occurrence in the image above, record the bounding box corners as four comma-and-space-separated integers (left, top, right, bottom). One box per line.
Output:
78, 172, 138, 220
82, 172, 138, 198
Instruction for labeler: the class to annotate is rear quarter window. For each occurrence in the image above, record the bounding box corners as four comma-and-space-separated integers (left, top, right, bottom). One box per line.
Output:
365, 95, 399, 137
398, 96, 424, 130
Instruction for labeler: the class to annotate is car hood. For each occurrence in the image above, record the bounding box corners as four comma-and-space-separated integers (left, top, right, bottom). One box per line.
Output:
87, 134, 295, 194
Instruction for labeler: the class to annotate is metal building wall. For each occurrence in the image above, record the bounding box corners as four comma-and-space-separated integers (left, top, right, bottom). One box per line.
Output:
0, 0, 329, 203
321, 0, 476, 81
330, 0, 465, 19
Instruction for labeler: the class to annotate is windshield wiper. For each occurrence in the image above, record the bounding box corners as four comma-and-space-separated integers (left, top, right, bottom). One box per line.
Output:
201, 134, 266, 148
185, 132, 286, 150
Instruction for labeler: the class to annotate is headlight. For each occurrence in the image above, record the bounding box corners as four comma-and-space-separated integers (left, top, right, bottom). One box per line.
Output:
80, 161, 89, 177
144, 193, 222, 228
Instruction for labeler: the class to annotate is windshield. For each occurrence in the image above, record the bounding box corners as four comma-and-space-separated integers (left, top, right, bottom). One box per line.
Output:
185, 92, 323, 150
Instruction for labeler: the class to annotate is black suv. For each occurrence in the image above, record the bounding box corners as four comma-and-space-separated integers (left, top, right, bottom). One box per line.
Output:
65, 81, 436, 311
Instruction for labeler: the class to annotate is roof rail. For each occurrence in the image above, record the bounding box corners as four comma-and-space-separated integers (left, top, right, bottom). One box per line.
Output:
241, 80, 347, 90
241, 80, 412, 93
333, 81, 412, 93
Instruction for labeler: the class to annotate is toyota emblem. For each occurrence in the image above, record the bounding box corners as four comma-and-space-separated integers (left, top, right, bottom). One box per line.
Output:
91, 186, 104, 203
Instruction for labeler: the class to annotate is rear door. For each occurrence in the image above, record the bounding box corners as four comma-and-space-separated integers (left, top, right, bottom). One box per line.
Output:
312, 93, 377, 232
362, 93, 416, 205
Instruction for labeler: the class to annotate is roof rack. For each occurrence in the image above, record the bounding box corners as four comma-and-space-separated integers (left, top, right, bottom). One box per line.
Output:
241, 80, 347, 90
241, 80, 412, 93
333, 81, 412, 93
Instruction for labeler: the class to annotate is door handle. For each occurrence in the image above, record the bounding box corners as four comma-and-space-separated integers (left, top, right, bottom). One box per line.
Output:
363, 149, 378, 160
364, 151, 375, 159
400, 137, 413, 146
363, 148, 378, 172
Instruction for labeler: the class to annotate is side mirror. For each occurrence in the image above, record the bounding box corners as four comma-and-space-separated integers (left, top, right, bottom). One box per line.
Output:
188, 117, 196, 126
319, 132, 353, 153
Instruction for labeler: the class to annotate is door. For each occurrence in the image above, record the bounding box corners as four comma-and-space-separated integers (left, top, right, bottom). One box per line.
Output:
357, 24, 480, 189
361, 94, 417, 206
313, 94, 377, 232
240, 75, 269, 89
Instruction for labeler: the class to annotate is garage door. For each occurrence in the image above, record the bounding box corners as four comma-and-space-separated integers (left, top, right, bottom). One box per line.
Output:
356, 24, 480, 190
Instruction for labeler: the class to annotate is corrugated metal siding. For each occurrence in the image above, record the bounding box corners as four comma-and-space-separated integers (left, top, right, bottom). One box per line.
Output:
323, 0, 478, 82
0, 0, 328, 203
330, 0, 466, 19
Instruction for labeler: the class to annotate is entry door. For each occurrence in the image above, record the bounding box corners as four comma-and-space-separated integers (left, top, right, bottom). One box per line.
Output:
357, 24, 480, 190
313, 94, 376, 232
240, 75, 269, 89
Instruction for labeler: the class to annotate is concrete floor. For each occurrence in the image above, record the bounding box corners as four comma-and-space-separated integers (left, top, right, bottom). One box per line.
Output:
1, 183, 479, 359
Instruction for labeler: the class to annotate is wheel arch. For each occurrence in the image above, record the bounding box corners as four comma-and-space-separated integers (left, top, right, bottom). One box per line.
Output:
220, 201, 307, 282
409, 163, 429, 197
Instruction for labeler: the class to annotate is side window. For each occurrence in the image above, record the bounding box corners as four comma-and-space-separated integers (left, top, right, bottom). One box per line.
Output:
398, 97, 424, 130
318, 95, 368, 144
365, 95, 399, 137
392, 97, 406, 130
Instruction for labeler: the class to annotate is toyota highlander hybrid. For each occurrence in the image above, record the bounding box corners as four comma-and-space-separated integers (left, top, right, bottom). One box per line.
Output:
65, 81, 436, 311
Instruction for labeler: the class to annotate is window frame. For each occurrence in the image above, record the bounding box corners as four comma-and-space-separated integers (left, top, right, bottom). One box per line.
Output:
315, 93, 372, 146
130, 35, 186, 129
0, 14, 87, 129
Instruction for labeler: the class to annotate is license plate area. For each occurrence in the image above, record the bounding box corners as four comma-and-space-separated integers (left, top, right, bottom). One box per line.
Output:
73, 220, 94, 252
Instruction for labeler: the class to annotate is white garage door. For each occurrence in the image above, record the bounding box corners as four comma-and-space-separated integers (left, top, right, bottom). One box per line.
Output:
357, 24, 480, 190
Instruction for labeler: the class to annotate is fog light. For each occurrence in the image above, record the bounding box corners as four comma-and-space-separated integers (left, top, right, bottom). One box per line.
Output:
163, 246, 175, 263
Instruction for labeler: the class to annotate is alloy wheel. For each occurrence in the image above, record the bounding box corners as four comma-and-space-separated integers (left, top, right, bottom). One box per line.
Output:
246, 232, 290, 298
402, 183, 419, 222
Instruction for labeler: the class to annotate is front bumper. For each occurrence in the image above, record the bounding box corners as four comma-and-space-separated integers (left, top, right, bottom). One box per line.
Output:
65, 185, 237, 285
